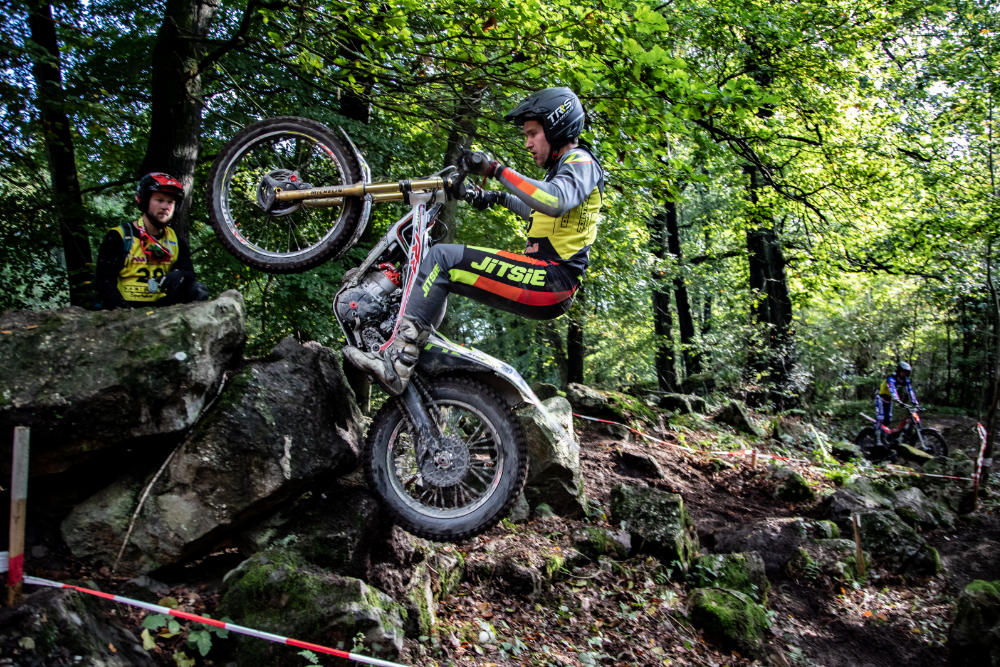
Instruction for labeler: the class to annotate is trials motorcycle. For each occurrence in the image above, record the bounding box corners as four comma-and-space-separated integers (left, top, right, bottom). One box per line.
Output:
855, 403, 947, 463
206, 117, 570, 541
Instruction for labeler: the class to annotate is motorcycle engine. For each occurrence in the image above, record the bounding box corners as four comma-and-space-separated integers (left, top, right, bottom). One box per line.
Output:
334, 263, 402, 352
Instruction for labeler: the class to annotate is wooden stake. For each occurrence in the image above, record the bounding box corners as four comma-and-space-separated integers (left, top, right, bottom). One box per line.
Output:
852, 513, 866, 579
7, 427, 29, 606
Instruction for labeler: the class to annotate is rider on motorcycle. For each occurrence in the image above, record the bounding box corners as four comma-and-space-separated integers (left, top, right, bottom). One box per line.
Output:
873, 361, 920, 448
344, 86, 605, 394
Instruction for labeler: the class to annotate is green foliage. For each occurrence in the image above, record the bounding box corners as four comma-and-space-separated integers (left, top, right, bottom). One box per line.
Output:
140, 607, 231, 662
3, 0, 998, 414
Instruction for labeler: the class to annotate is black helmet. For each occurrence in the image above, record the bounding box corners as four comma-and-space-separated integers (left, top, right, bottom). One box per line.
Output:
136, 172, 184, 213
897, 361, 912, 374
504, 87, 586, 154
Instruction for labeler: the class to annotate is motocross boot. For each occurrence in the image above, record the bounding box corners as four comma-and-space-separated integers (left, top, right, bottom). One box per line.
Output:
342, 316, 431, 395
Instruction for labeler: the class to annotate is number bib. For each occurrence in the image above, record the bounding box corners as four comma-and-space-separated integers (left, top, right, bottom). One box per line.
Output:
114, 220, 179, 303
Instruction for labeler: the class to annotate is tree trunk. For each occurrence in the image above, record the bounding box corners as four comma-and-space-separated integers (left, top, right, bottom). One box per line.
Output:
982, 239, 1000, 491
541, 320, 569, 388
745, 164, 797, 407
440, 85, 485, 243
567, 292, 585, 385
648, 207, 676, 391
28, 2, 93, 307
141, 0, 218, 240
664, 199, 701, 376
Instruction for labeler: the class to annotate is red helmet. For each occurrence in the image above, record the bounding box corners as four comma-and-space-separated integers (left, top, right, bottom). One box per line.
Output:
136, 172, 184, 212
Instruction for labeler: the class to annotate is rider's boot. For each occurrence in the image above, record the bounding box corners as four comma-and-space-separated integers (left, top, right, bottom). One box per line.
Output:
342, 316, 431, 395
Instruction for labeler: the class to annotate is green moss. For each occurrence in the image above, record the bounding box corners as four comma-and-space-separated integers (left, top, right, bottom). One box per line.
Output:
606, 389, 660, 425
433, 551, 465, 600
577, 526, 629, 560
690, 553, 769, 604
688, 587, 770, 658
966, 580, 1000, 596
406, 570, 435, 637
544, 553, 566, 580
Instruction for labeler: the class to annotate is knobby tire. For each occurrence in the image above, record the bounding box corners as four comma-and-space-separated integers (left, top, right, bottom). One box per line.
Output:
366, 376, 528, 541
206, 116, 365, 273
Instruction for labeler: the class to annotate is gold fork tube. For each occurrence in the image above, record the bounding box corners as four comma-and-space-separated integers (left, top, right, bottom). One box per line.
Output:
301, 192, 405, 208
275, 177, 446, 202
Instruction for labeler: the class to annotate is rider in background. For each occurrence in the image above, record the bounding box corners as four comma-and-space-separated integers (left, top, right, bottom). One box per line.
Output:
874, 361, 920, 447
344, 86, 605, 394
96, 172, 209, 309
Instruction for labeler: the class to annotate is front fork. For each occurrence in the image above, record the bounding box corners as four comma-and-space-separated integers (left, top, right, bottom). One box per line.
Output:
400, 380, 438, 467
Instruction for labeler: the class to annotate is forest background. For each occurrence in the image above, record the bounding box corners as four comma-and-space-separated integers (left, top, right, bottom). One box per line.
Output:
2, 0, 998, 436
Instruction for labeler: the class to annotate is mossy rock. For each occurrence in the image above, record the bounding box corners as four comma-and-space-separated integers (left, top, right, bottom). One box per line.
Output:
218, 550, 406, 665
689, 552, 770, 604
786, 539, 867, 589
856, 511, 941, 578
713, 400, 764, 437
610, 484, 699, 572
948, 579, 1000, 666
688, 587, 771, 659
770, 465, 816, 502
572, 526, 631, 561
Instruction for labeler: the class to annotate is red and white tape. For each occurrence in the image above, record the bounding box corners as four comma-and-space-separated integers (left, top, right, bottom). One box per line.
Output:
974, 423, 989, 483
21, 575, 407, 667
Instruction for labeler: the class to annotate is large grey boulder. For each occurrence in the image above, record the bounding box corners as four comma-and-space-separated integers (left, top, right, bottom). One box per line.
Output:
518, 395, 585, 516
0, 291, 246, 477
61, 337, 364, 574
218, 550, 407, 665
610, 484, 699, 573
236, 482, 384, 579
823, 477, 895, 524
786, 538, 867, 589
659, 392, 707, 414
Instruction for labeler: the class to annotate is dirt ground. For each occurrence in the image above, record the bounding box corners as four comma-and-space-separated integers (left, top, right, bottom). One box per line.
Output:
406, 412, 999, 666
19, 413, 998, 666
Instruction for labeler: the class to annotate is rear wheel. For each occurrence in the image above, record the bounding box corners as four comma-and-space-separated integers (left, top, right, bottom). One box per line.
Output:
854, 427, 876, 458
206, 116, 367, 272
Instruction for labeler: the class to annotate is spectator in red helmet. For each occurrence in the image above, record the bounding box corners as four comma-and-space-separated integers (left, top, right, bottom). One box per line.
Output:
96, 172, 209, 309
344, 86, 605, 395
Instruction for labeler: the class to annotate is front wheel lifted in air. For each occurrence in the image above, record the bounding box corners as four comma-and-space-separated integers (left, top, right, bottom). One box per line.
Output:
206, 116, 367, 273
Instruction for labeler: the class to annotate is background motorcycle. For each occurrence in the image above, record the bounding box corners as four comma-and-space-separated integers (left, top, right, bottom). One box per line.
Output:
206, 116, 571, 541
855, 403, 947, 462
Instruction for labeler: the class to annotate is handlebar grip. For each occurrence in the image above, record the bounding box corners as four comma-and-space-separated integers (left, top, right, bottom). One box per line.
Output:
467, 152, 488, 171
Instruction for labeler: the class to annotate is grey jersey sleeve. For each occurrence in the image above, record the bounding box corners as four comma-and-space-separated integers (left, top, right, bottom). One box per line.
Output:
495, 149, 603, 218
496, 192, 533, 221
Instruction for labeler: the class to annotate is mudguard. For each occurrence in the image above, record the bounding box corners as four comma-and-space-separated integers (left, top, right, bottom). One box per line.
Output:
418, 333, 575, 447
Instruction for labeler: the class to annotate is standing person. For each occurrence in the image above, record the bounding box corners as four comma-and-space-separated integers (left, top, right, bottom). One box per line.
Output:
96, 172, 209, 309
874, 361, 920, 447
344, 86, 605, 394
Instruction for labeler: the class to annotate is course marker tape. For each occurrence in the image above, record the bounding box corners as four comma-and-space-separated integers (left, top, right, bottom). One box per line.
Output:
573, 413, 975, 482
23, 575, 407, 667
974, 423, 989, 483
